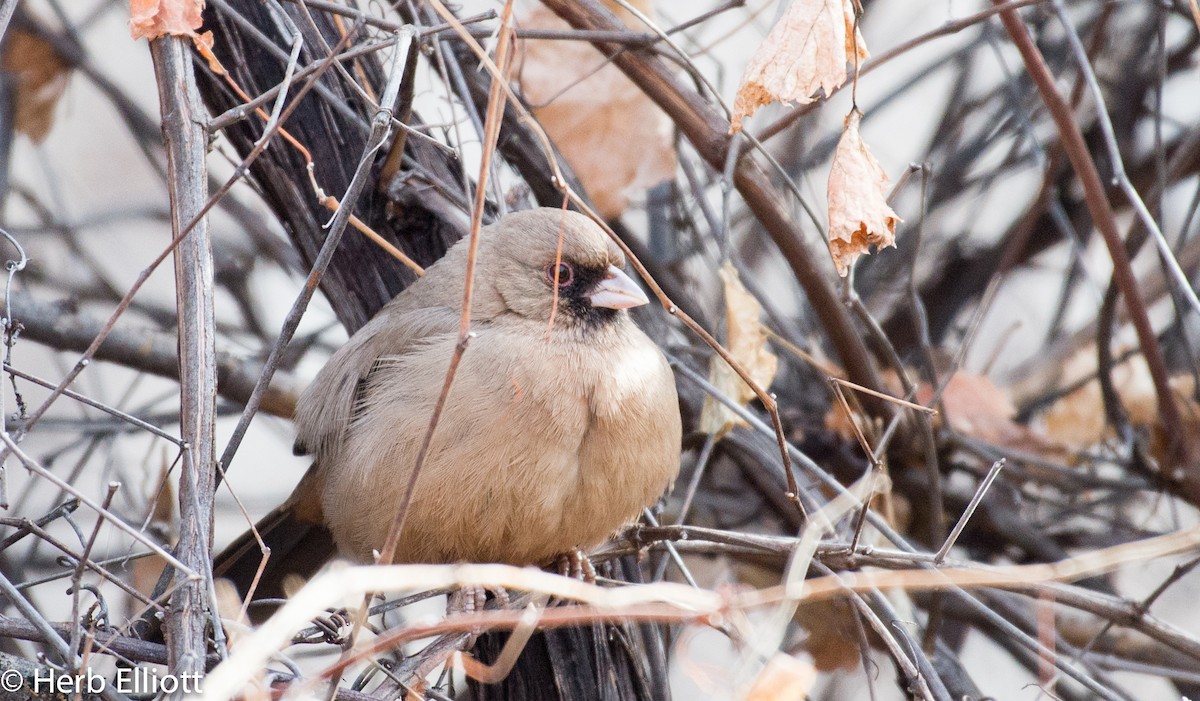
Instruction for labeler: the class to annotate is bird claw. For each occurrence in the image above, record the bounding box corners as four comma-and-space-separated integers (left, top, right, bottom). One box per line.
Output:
447, 585, 510, 647
448, 586, 486, 647
448, 585, 487, 616
555, 549, 597, 583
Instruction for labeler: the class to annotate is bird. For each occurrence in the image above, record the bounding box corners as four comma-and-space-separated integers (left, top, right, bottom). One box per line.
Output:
215, 207, 681, 596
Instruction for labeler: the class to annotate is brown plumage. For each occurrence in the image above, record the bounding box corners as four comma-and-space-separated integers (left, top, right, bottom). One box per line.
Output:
216, 208, 681, 591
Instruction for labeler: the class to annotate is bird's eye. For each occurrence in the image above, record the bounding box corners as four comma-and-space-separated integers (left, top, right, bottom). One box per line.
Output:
545, 261, 574, 287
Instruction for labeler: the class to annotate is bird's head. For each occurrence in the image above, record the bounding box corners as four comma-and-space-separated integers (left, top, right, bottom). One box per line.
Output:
483, 208, 650, 332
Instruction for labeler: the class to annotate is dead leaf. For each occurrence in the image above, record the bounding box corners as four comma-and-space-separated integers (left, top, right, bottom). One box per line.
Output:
518, 1, 675, 219
700, 262, 778, 436
518, 0, 671, 216
1, 29, 72, 143
823, 370, 1038, 451
790, 599, 861, 672
1039, 352, 1166, 451
827, 110, 899, 276
193, 30, 220, 72
1039, 352, 1200, 466
731, 0, 868, 132
1039, 354, 1124, 451
129, 0, 204, 41
914, 374, 1023, 447
739, 562, 883, 673
745, 653, 817, 701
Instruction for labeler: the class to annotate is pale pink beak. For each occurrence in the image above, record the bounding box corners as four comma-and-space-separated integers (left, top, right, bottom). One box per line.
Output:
588, 265, 649, 310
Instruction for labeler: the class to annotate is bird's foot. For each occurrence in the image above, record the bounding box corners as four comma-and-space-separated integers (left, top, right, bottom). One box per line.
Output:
555, 549, 597, 583
447, 585, 509, 646
448, 585, 487, 616
492, 585, 511, 609
448, 586, 487, 646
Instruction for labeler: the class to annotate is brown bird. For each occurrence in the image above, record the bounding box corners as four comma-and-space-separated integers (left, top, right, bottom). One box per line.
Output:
216, 208, 681, 594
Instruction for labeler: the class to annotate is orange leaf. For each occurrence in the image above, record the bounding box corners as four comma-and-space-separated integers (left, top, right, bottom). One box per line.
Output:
917, 374, 1027, 447
827, 110, 898, 276
1, 29, 72, 143
1039, 352, 1200, 466
731, 0, 867, 132
518, 1, 674, 219
193, 31, 223, 73
129, 0, 204, 41
826, 370, 1040, 452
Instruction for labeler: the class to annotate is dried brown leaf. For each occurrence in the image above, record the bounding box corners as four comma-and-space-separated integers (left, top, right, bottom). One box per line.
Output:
129, 0, 204, 41
731, 0, 867, 132
827, 110, 899, 276
792, 598, 862, 672
915, 373, 1031, 448
1040, 352, 1200, 466
1039, 353, 1120, 451
699, 262, 778, 436
824, 370, 1039, 452
0, 29, 72, 143
518, 1, 674, 219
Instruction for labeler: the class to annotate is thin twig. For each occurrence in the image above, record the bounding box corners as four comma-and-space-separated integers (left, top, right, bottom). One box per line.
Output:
935, 459, 1006, 564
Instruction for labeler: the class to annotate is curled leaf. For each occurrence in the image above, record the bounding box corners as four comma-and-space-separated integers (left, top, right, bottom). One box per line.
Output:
129, 0, 204, 41
731, 0, 868, 132
827, 110, 899, 276
699, 262, 778, 436
915, 373, 1030, 448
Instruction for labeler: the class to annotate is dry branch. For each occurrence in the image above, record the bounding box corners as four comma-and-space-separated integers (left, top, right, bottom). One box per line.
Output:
148, 32, 218, 679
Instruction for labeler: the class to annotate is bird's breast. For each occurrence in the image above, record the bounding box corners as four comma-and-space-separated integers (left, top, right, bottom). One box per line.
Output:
321, 323, 680, 564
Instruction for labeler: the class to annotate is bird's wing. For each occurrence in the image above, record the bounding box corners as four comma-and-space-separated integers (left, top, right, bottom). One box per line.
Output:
291, 305, 460, 463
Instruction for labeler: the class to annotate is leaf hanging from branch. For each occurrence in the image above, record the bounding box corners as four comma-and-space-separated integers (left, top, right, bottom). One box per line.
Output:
730, 0, 868, 132
826, 110, 899, 276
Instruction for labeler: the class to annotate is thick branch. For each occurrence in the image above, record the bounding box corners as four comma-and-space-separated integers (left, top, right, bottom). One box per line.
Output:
0, 618, 219, 668
149, 34, 218, 679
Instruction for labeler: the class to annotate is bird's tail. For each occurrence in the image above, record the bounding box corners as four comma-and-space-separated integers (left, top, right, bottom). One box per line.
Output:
213, 503, 336, 603
214, 465, 336, 607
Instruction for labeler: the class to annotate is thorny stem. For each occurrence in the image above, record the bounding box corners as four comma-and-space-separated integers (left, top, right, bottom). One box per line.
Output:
0, 228, 26, 508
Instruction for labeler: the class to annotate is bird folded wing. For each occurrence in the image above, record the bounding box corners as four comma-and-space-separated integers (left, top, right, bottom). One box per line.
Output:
292, 306, 461, 463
